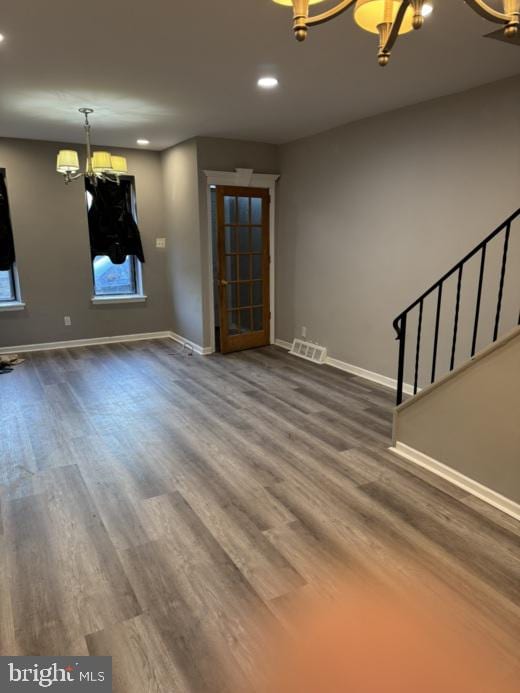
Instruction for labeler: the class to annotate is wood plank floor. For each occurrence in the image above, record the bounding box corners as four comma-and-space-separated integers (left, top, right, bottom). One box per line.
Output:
0, 340, 519, 691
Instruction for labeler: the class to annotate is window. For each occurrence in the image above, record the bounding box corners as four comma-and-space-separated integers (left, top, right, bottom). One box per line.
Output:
0, 267, 16, 302
0, 170, 23, 308
92, 254, 139, 296
86, 185, 145, 299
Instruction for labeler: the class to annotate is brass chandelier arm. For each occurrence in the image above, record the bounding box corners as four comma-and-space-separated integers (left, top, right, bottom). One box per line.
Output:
284, 0, 519, 65
381, 0, 413, 55
305, 0, 357, 27
464, 0, 516, 24
64, 172, 84, 185
300, 0, 519, 27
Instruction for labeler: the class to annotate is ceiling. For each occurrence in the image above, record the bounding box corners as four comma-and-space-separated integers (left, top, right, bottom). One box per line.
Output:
0, 1, 518, 150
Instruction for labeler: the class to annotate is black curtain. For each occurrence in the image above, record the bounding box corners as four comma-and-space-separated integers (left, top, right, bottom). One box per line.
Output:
86, 178, 145, 265
0, 172, 16, 272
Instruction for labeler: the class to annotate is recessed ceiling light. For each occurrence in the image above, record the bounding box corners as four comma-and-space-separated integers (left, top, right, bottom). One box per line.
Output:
0, 34, 5, 43
136, 138, 150, 146
422, 3, 433, 17
257, 76, 279, 89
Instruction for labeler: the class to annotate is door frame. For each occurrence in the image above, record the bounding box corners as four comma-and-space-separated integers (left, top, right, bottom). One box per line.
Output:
204, 169, 280, 354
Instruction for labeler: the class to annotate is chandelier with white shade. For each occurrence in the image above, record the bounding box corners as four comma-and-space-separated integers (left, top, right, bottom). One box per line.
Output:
272, 0, 520, 66
56, 108, 129, 185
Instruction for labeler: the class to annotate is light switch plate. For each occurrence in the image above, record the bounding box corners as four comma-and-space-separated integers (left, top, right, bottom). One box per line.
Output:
156, 238, 166, 248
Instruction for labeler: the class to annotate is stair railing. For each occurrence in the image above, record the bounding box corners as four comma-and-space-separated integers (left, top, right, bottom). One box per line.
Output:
393, 207, 520, 405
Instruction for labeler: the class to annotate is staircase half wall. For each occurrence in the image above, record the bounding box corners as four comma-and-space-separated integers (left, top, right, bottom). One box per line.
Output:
391, 326, 520, 516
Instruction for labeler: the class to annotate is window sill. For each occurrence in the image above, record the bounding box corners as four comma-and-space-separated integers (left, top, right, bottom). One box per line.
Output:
91, 294, 147, 305
0, 301, 26, 312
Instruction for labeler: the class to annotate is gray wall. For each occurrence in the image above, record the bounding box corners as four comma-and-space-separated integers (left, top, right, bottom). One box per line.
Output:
161, 138, 204, 346
0, 137, 170, 347
395, 328, 520, 504
276, 75, 520, 382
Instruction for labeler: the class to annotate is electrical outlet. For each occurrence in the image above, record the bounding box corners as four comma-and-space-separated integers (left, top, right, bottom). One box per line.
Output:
301, 326, 307, 338
64, 316, 72, 326
156, 238, 166, 248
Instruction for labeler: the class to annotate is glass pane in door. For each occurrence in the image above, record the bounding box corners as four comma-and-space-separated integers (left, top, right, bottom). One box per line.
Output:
226, 256, 238, 281
238, 197, 249, 224
238, 227, 250, 252
251, 227, 263, 252
251, 198, 262, 225
252, 281, 263, 306
238, 283, 251, 307
227, 284, 238, 309
224, 197, 237, 224
239, 309, 251, 331
225, 227, 237, 253
252, 307, 263, 331
228, 310, 240, 335
239, 255, 250, 281
252, 255, 262, 280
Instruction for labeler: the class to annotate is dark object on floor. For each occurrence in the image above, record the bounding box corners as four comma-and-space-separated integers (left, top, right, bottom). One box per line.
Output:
0, 353, 24, 374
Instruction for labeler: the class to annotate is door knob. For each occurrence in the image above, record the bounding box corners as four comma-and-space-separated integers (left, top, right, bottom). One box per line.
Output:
219, 279, 229, 286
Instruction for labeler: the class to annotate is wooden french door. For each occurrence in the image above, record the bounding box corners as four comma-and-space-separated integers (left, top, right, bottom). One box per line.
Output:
216, 186, 270, 354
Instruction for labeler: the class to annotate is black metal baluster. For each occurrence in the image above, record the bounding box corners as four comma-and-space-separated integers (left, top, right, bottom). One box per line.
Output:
414, 300, 423, 395
431, 283, 443, 383
395, 313, 407, 406
450, 264, 463, 371
394, 209, 519, 408
471, 244, 486, 357
493, 223, 511, 342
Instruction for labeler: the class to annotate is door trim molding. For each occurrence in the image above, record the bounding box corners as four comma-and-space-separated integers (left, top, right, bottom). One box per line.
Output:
204, 169, 280, 353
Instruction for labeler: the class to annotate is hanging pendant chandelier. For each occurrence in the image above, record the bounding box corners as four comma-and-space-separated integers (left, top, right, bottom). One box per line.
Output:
272, 0, 520, 66
56, 108, 129, 185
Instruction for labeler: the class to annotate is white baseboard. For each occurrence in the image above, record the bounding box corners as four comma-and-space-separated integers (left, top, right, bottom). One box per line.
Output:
0, 330, 214, 356
326, 355, 415, 395
274, 338, 414, 395
0, 331, 172, 354
169, 331, 213, 356
390, 442, 520, 522
274, 338, 293, 350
